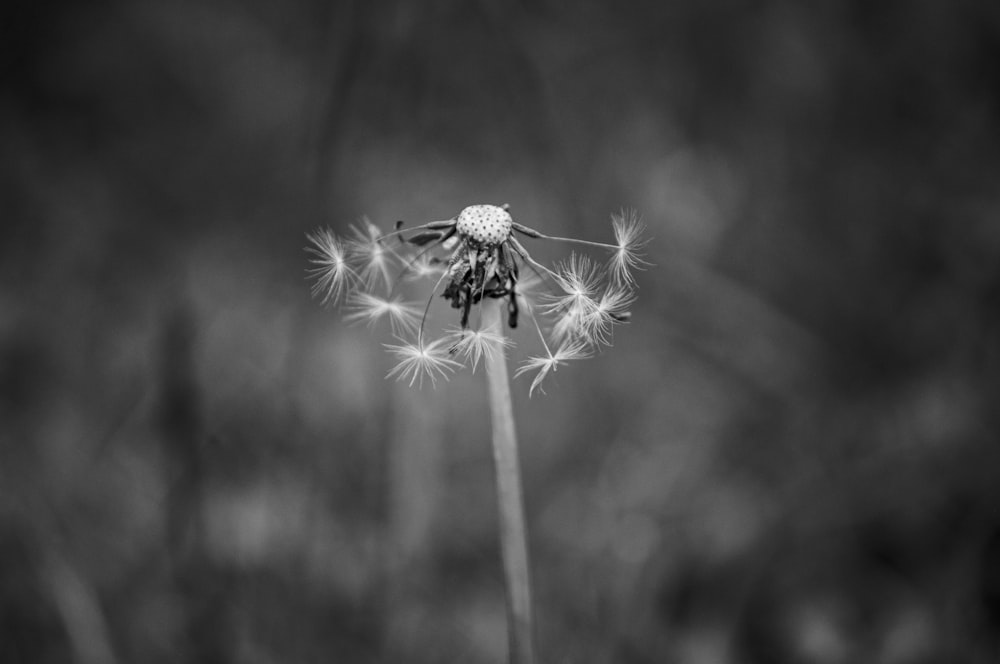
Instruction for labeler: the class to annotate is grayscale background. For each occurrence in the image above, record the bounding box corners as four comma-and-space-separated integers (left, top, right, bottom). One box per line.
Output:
3, 1, 1000, 662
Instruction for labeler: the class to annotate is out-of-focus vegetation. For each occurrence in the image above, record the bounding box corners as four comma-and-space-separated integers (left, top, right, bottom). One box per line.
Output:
3, 0, 1000, 662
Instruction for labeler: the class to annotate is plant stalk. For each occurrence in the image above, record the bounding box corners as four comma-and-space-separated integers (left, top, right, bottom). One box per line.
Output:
482, 299, 536, 664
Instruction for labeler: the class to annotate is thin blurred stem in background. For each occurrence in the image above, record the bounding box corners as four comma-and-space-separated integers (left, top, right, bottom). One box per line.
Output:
482, 299, 536, 664
383, 382, 444, 651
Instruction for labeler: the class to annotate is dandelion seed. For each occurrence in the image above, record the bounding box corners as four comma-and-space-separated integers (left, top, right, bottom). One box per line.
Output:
555, 253, 602, 302
585, 283, 636, 346
344, 293, 422, 336
513, 273, 543, 303
545, 253, 602, 343
511, 274, 545, 321
446, 325, 512, 372
544, 254, 601, 313
306, 228, 355, 304
385, 337, 462, 387
403, 253, 445, 281
348, 219, 395, 289
550, 302, 589, 344
515, 341, 590, 396
609, 209, 650, 284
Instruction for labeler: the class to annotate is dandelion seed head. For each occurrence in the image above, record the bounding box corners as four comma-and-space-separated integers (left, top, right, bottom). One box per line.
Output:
306, 203, 647, 393
456, 205, 513, 245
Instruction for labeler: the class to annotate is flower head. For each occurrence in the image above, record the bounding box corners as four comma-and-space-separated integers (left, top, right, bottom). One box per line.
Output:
306, 205, 647, 393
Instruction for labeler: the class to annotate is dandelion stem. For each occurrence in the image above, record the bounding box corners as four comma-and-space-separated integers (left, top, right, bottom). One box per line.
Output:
508, 237, 559, 280
375, 218, 455, 243
514, 224, 617, 252
482, 298, 536, 664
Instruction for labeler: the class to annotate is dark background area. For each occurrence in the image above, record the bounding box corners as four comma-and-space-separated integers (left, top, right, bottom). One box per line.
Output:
3, 1, 1000, 662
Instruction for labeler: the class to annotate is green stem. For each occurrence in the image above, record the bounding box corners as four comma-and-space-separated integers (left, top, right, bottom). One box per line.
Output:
482, 299, 536, 664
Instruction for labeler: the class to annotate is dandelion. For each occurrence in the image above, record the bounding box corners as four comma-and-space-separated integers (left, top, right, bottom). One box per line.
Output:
306, 204, 647, 392
306, 203, 648, 664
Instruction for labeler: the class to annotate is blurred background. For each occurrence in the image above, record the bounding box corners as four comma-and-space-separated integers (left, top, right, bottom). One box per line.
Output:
3, 0, 1000, 662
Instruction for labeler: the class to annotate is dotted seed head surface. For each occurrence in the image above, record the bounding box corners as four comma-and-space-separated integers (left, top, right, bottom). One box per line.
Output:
456, 205, 513, 245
